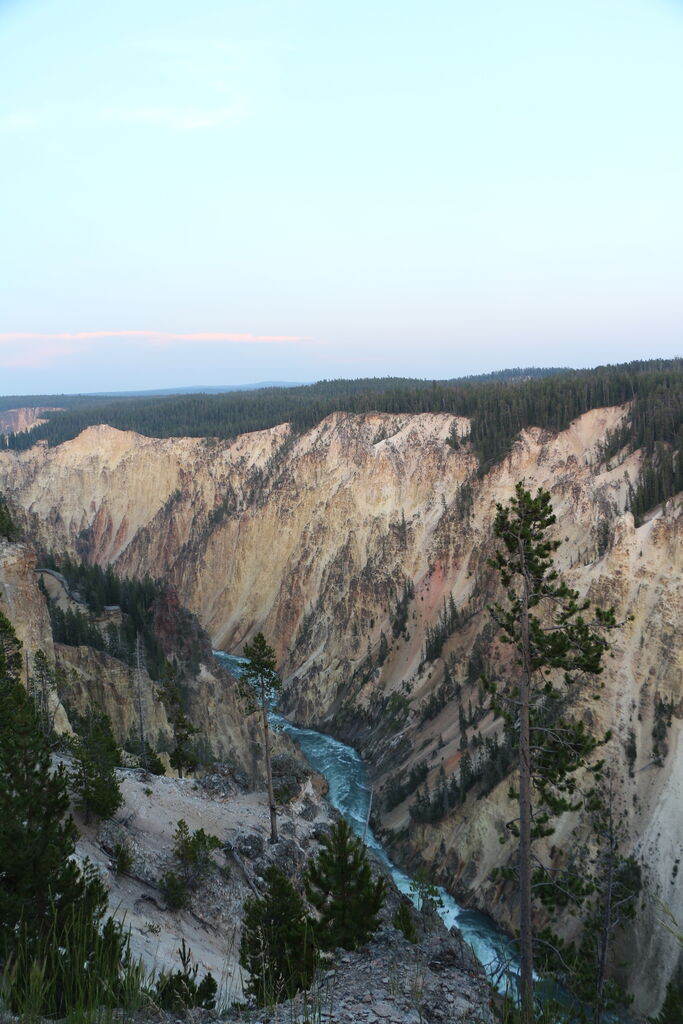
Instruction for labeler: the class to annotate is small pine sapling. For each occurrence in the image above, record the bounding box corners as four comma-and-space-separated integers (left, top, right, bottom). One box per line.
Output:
305, 819, 386, 951
241, 633, 282, 844
240, 865, 317, 1005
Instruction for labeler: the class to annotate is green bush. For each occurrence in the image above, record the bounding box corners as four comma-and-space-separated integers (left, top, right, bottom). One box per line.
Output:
113, 841, 134, 876
305, 819, 386, 951
160, 870, 191, 911
240, 866, 317, 1006
172, 819, 220, 884
393, 899, 418, 943
153, 939, 217, 1011
160, 819, 220, 910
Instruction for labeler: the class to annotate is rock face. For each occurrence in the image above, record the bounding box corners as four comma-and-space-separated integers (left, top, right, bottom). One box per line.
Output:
0, 540, 55, 672
0, 539, 71, 733
0, 537, 259, 784
0, 406, 62, 436
1, 408, 681, 1015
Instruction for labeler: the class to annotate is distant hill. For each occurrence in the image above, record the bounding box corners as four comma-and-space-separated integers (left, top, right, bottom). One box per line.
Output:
85, 382, 307, 397
0, 381, 305, 411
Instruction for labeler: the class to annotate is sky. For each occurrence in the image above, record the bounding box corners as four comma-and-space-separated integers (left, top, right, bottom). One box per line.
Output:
1, 0, 682, 395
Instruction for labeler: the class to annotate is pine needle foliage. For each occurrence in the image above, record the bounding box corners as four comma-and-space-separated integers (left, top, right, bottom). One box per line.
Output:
240, 866, 317, 1006
487, 483, 616, 1023
305, 819, 386, 951
0, 612, 129, 1017
241, 633, 282, 843
69, 709, 124, 822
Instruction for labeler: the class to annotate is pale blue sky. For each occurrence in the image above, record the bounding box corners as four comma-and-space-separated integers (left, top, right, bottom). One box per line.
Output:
1, 0, 682, 394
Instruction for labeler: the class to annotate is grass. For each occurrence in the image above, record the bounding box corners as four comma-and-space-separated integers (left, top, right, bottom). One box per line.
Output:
0, 907, 230, 1024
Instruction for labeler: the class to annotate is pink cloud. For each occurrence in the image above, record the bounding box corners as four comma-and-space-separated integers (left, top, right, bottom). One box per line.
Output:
0, 330, 306, 344
0, 330, 309, 368
0, 340, 92, 368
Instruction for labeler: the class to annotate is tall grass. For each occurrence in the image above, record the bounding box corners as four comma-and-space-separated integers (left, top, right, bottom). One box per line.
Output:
0, 901, 150, 1022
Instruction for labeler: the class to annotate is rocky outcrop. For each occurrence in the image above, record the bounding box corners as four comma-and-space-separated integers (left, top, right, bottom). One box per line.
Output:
0, 539, 71, 733
0, 406, 62, 436
0, 540, 54, 672
232, 928, 496, 1024
73, 762, 495, 1024
1, 408, 681, 1015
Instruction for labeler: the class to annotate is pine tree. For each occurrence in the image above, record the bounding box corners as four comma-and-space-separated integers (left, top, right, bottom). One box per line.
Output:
168, 708, 199, 778
555, 773, 641, 1023
160, 667, 199, 778
0, 613, 125, 1015
70, 709, 123, 822
30, 648, 57, 737
0, 495, 18, 541
304, 819, 386, 951
241, 633, 281, 844
143, 739, 166, 775
240, 866, 317, 1005
487, 483, 615, 1023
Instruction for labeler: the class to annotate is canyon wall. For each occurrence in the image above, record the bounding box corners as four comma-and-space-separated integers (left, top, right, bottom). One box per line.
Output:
0, 538, 258, 784
0, 406, 62, 436
1, 409, 681, 1014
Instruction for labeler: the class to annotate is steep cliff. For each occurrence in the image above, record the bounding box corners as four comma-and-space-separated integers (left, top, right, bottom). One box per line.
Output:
0, 406, 62, 436
0, 539, 71, 733
0, 536, 259, 784
1, 408, 681, 1015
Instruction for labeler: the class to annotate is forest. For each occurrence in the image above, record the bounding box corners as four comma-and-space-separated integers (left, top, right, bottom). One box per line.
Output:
3, 358, 682, 520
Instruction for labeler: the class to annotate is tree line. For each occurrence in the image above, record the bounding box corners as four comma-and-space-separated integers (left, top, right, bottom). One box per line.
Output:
6, 358, 682, 519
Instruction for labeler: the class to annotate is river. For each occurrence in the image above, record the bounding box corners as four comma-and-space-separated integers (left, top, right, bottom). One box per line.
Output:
215, 651, 520, 993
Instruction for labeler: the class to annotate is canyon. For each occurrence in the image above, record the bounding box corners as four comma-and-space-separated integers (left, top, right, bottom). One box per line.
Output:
0, 406, 681, 1017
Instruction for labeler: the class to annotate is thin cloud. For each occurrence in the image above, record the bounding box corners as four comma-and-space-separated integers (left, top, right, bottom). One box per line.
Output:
0, 331, 309, 369
1, 331, 307, 344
